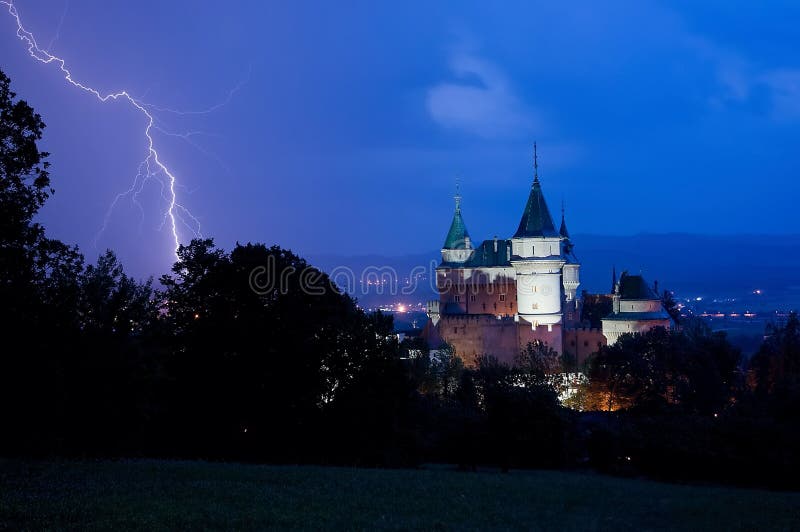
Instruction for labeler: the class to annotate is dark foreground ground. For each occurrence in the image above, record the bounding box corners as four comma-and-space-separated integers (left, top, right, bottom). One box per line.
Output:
1, 459, 799, 530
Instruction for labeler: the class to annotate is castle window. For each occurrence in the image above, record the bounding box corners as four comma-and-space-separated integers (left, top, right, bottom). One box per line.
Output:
482, 303, 486, 310
584, 341, 589, 347
493, 302, 497, 310
454, 295, 461, 303
453, 328, 457, 334
470, 294, 476, 302
499, 294, 506, 302
532, 303, 539, 310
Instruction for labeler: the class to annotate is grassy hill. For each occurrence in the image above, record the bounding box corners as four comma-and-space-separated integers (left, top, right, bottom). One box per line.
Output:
1, 459, 798, 530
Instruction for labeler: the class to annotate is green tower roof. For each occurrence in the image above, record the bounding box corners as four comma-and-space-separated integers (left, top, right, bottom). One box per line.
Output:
442, 193, 471, 250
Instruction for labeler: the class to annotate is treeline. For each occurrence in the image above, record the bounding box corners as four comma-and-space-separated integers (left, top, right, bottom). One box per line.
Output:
579, 319, 800, 487
2, 69, 800, 488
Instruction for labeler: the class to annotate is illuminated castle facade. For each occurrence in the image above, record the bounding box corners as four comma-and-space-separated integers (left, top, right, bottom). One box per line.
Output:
423, 146, 670, 366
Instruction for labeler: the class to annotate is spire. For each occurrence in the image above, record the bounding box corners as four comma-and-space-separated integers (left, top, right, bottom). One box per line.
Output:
559, 199, 570, 238
513, 142, 559, 238
443, 180, 471, 250
611, 266, 617, 294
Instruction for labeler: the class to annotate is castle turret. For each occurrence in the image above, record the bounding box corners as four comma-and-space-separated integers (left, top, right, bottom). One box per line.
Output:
560, 202, 580, 304
611, 265, 618, 294
440, 184, 474, 264
602, 271, 672, 344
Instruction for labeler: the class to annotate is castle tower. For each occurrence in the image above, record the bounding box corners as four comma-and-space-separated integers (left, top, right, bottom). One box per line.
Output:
510, 144, 580, 331
602, 271, 672, 344
440, 182, 474, 264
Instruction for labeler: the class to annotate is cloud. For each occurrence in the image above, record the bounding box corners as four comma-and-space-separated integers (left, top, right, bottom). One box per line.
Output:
685, 34, 800, 121
684, 35, 752, 103
426, 53, 538, 138
759, 69, 800, 121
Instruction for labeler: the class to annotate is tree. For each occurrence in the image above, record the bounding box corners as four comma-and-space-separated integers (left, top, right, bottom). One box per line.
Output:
580, 292, 612, 328
661, 289, 681, 324
515, 341, 560, 389
586, 336, 651, 411
675, 317, 741, 414
158, 239, 405, 460
1, 68, 50, 320
750, 312, 800, 395
428, 342, 464, 399
468, 355, 564, 470
0, 69, 50, 247
586, 325, 740, 413
79, 250, 156, 337
0, 69, 87, 455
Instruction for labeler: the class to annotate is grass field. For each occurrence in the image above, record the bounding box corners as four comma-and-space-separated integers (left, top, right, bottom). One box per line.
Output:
1, 459, 798, 530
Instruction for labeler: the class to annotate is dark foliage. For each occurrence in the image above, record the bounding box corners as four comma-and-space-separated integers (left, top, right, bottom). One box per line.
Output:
749, 311, 800, 397
580, 291, 612, 328
586, 323, 741, 414
660, 289, 681, 323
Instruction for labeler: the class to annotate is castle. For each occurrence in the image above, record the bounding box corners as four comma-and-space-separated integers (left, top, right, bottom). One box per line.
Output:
422, 145, 672, 366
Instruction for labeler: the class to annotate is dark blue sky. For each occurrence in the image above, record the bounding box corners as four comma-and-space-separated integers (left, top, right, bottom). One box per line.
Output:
2, 1, 799, 277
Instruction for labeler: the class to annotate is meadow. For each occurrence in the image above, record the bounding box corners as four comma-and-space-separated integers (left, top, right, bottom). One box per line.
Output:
1, 459, 798, 530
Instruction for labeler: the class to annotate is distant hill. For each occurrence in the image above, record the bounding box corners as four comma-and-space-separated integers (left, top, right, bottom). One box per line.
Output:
309, 234, 800, 308
574, 233, 800, 296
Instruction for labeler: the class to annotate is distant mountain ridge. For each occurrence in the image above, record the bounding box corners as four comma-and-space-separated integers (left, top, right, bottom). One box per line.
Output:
308, 234, 800, 307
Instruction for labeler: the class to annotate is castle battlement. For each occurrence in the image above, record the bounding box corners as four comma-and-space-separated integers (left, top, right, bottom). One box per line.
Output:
565, 327, 603, 333
439, 313, 516, 323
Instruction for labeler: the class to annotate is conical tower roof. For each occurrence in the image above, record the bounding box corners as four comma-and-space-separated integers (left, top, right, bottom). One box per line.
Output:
559, 201, 570, 239
442, 188, 471, 249
513, 143, 559, 238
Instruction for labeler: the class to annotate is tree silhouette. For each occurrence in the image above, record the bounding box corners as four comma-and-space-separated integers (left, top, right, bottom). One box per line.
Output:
750, 312, 800, 396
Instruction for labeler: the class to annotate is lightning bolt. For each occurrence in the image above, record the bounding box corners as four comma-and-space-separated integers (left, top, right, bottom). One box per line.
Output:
2, 0, 238, 258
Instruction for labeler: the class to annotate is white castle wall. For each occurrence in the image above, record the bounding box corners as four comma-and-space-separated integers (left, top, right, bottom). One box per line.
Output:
515, 272, 562, 317
602, 317, 672, 345
511, 237, 562, 258
619, 299, 662, 313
